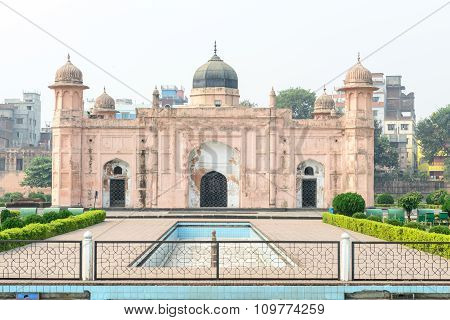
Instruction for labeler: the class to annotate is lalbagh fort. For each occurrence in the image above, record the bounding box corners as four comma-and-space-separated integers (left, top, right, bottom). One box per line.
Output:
50, 49, 376, 209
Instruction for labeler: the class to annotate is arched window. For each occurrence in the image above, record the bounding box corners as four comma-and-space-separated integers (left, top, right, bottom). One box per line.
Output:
304, 166, 314, 176
113, 166, 122, 175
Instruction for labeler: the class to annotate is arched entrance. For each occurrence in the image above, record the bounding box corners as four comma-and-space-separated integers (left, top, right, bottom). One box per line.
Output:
188, 141, 240, 208
200, 171, 227, 207
102, 159, 130, 208
296, 160, 325, 208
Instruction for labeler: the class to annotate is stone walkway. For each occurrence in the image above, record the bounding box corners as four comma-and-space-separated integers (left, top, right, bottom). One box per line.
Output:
52, 218, 375, 242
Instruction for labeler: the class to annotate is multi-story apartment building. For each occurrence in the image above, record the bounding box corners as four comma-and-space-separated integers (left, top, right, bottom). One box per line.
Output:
384, 75, 417, 172
0, 92, 42, 147
160, 85, 188, 107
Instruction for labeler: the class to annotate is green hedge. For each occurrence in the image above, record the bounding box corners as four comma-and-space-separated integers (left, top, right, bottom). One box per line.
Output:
322, 213, 450, 258
417, 203, 442, 209
0, 210, 106, 251
374, 204, 398, 208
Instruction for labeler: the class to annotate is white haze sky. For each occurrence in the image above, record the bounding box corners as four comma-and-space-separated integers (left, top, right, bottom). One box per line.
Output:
0, 0, 449, 127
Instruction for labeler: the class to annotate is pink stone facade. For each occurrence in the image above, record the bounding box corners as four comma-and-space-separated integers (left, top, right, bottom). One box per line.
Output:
50, 53, 375, 209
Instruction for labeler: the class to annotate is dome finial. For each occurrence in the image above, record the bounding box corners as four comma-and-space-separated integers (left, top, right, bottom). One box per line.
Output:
323, 85, 326, 93
357, 52, 360, 63
67, 53, 71, 62
214, 40, 217, 55
103, 86, 106, 93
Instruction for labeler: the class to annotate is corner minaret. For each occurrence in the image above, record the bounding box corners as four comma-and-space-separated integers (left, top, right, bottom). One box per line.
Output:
269, 87, 276, 108
338, 53, 377, 119
152, 86, 160, 108
338, 54, 377, 206
49, 54, 89, 207
313, 87, 335, 119
90, 87, 117, 119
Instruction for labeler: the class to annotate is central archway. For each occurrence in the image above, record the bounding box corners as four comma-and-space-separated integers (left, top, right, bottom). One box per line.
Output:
200, 171, 227, 207
188, 141, 240, 208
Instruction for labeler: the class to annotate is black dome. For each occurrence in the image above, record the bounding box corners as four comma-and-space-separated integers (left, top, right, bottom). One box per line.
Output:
192, 54, 238, 89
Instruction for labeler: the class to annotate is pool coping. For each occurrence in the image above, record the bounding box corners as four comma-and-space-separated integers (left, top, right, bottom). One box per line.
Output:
0, 280, 449, 286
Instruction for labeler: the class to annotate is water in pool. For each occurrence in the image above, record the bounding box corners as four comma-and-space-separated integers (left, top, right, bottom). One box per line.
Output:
136, 222, 293, 268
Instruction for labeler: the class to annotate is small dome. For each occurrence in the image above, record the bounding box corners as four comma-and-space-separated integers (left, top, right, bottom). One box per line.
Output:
55, 54, 83, 84
94, 88, 115, 110
345, 55, 372, 85
314, 88, 335, 111
193, 44, 238, 89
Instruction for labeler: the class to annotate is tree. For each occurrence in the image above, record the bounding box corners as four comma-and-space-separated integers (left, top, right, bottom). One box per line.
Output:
416, 105, 450, 162
239, 99, 258, 107
398, 192, 423, 222
374, 120, 399, 170
21, 156, 52, 188
276, 87, 316, 119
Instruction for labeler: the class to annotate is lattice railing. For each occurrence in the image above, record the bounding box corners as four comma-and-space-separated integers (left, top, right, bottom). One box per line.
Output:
352, 242, 450, 281
94, 241, 340, 280
0, 240, 82, 280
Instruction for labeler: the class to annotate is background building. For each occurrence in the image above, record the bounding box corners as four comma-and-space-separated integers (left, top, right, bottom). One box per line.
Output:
371, 73, 386, 130
384, 75, 417, 172
0, 92, 42, 147
418, 144, 447, 180
160, 85, 188, 107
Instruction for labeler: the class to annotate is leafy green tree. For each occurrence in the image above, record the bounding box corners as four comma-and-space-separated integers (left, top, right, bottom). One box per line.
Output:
239, 99, 258, 107
21, 156, 52, 188
416, 105, 450, 162
398, 192, 423, 222
374, 120, 399, 170
276, 87, 316, 119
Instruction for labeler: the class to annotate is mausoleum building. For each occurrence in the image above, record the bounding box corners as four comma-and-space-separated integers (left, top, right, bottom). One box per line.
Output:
50, 50, 375, 209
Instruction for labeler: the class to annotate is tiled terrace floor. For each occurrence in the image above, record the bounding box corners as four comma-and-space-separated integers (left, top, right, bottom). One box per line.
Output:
51, 218, 376, 242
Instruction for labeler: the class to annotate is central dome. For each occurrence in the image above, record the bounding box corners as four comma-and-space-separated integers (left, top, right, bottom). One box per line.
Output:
193, 46, 238, 89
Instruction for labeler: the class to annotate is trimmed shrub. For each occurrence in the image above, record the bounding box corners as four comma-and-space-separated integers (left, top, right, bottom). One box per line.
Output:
418, 203, 444, 209
376, 193, 395, 205
429, 226, 450, 235
322, 213, 450, 258
403, 222, 427, 231
42, 209, 72, 223
426, 189, 448, 205
367, 215, 382, 222
332, 192, 365, 216
28, 192, 47, 201
398, 192, 423, 221
23, 214, 44, 225
386, 219, 403, 226
0, 210, 106, 251
1, 209, 20, 224
442, 197, 450, 213
0, 192, 23, 203
352, 212, 367, 219
1, 217, 25, 230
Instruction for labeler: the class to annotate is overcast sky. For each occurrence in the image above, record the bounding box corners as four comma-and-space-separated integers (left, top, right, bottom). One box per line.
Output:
1, 0, 449, 127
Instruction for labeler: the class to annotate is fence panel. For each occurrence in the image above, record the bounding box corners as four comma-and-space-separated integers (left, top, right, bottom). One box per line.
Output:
0, 240, 82, 280
95, 241, 340, 280
352, 242, 450, 281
